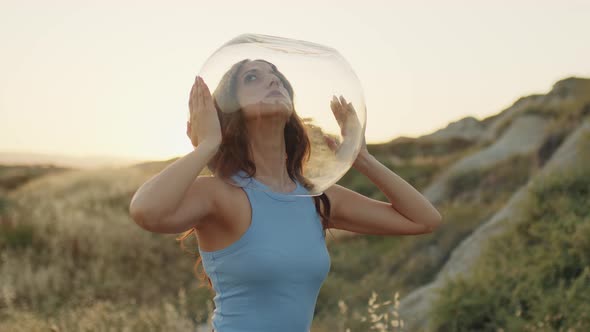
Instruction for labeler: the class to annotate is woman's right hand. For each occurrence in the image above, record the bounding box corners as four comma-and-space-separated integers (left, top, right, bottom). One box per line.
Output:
186, 76, 222, 149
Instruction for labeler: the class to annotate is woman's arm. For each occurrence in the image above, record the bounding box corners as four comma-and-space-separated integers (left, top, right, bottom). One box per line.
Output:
130, 75, 222, 231
323, 150, 442, 236
129, 142, 219, 230
325, 95, 442, 235
352, 150, 442, 228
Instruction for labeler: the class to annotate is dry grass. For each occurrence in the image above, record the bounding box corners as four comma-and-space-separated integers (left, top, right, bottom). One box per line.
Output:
0, 163, 406, 331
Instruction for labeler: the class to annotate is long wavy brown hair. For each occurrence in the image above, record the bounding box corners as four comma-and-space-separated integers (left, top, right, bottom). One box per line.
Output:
176, 59, 333, 290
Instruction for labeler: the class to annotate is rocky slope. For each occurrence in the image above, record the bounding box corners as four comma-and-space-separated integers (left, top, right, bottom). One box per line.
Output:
396, 77, 590, 331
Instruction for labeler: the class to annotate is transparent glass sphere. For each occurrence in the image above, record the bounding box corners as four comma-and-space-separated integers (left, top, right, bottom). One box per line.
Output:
190, 33, 366, 196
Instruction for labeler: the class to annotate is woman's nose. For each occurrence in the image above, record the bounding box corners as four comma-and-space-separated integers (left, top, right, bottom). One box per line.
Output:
268, 75, 280, 88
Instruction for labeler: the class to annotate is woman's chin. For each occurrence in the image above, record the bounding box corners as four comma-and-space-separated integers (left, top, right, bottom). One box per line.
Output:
244, 102, 293, 118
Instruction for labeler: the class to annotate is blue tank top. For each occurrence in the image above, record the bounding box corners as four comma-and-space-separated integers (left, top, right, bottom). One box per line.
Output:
198, 170, 331, 332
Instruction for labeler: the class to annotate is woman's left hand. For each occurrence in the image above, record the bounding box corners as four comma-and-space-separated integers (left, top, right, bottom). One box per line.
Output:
330, 95, 361, 138
325, 95, 369, 164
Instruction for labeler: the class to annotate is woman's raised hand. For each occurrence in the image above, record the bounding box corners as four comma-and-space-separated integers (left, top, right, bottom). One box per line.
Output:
325, 95, 367, 161
330, 95, 361, 139
186, 76, 222, 149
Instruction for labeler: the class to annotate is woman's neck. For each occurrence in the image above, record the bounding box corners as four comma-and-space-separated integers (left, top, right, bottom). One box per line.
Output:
245, 120, 294, 192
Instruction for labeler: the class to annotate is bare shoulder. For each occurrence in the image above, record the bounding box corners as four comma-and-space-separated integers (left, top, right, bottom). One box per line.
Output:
148, 175, 231, 234
191, 174, 245, 224
191, 175, 235, 213
192, 174, 254, 251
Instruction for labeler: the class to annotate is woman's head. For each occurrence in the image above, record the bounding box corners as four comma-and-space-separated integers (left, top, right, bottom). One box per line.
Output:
234, 59, 294, 120
206, 59, 312, 188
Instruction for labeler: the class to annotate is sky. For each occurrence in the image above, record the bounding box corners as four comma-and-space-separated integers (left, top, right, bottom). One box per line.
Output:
1, 0, 589, 162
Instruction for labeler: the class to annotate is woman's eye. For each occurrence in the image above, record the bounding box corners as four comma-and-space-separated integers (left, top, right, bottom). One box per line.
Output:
245, 74, 257, 82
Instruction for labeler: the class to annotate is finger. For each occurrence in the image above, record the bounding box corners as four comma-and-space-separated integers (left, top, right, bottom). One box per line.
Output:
198, 78, 213, 109
332, 95, 338, 105
336, 99, 350, 124
332, 95, 344, 115
195, 76, 201, 92
330, 100, 344, 125
190, 79, 197, 101
339, 96, 352, 112
189, 87, 194, 113
204, 90, 213, 111
330, 97, 340, 117
196, 79, 203, 113
200, 77, 211, 97
339, 97, 349, 112
343, 100, 356, 115
190, 93, 198, 116
330, 97, 339, 114
332, 95, 342, 108
201, 78, 210, 95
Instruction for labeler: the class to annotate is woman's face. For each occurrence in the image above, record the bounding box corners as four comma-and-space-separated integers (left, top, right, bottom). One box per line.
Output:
235, 60, 293, 120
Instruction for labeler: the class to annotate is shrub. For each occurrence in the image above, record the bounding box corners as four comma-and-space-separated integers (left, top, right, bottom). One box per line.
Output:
429, 161, 590, 331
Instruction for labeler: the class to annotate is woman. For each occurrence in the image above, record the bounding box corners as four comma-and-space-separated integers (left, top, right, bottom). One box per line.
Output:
129, 59, 442, 332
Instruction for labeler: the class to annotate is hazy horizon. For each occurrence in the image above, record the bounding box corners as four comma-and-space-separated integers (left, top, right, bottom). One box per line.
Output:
2, 0, 589, 161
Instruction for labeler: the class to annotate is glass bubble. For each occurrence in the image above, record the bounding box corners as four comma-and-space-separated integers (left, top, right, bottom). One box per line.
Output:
190, 33, 366, 196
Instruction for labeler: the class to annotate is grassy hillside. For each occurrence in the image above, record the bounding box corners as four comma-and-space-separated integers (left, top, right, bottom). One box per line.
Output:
313, 78, 590, 331
0, 167, 214, 331
312, 151, 536, 331
429, 131, 590, 332
0, 164, 69, 192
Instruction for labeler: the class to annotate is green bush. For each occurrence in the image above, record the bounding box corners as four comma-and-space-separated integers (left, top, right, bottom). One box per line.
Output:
430, 163, 590, 332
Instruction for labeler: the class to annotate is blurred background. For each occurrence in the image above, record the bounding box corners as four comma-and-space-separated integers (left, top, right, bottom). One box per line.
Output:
1, 0, 589, 331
